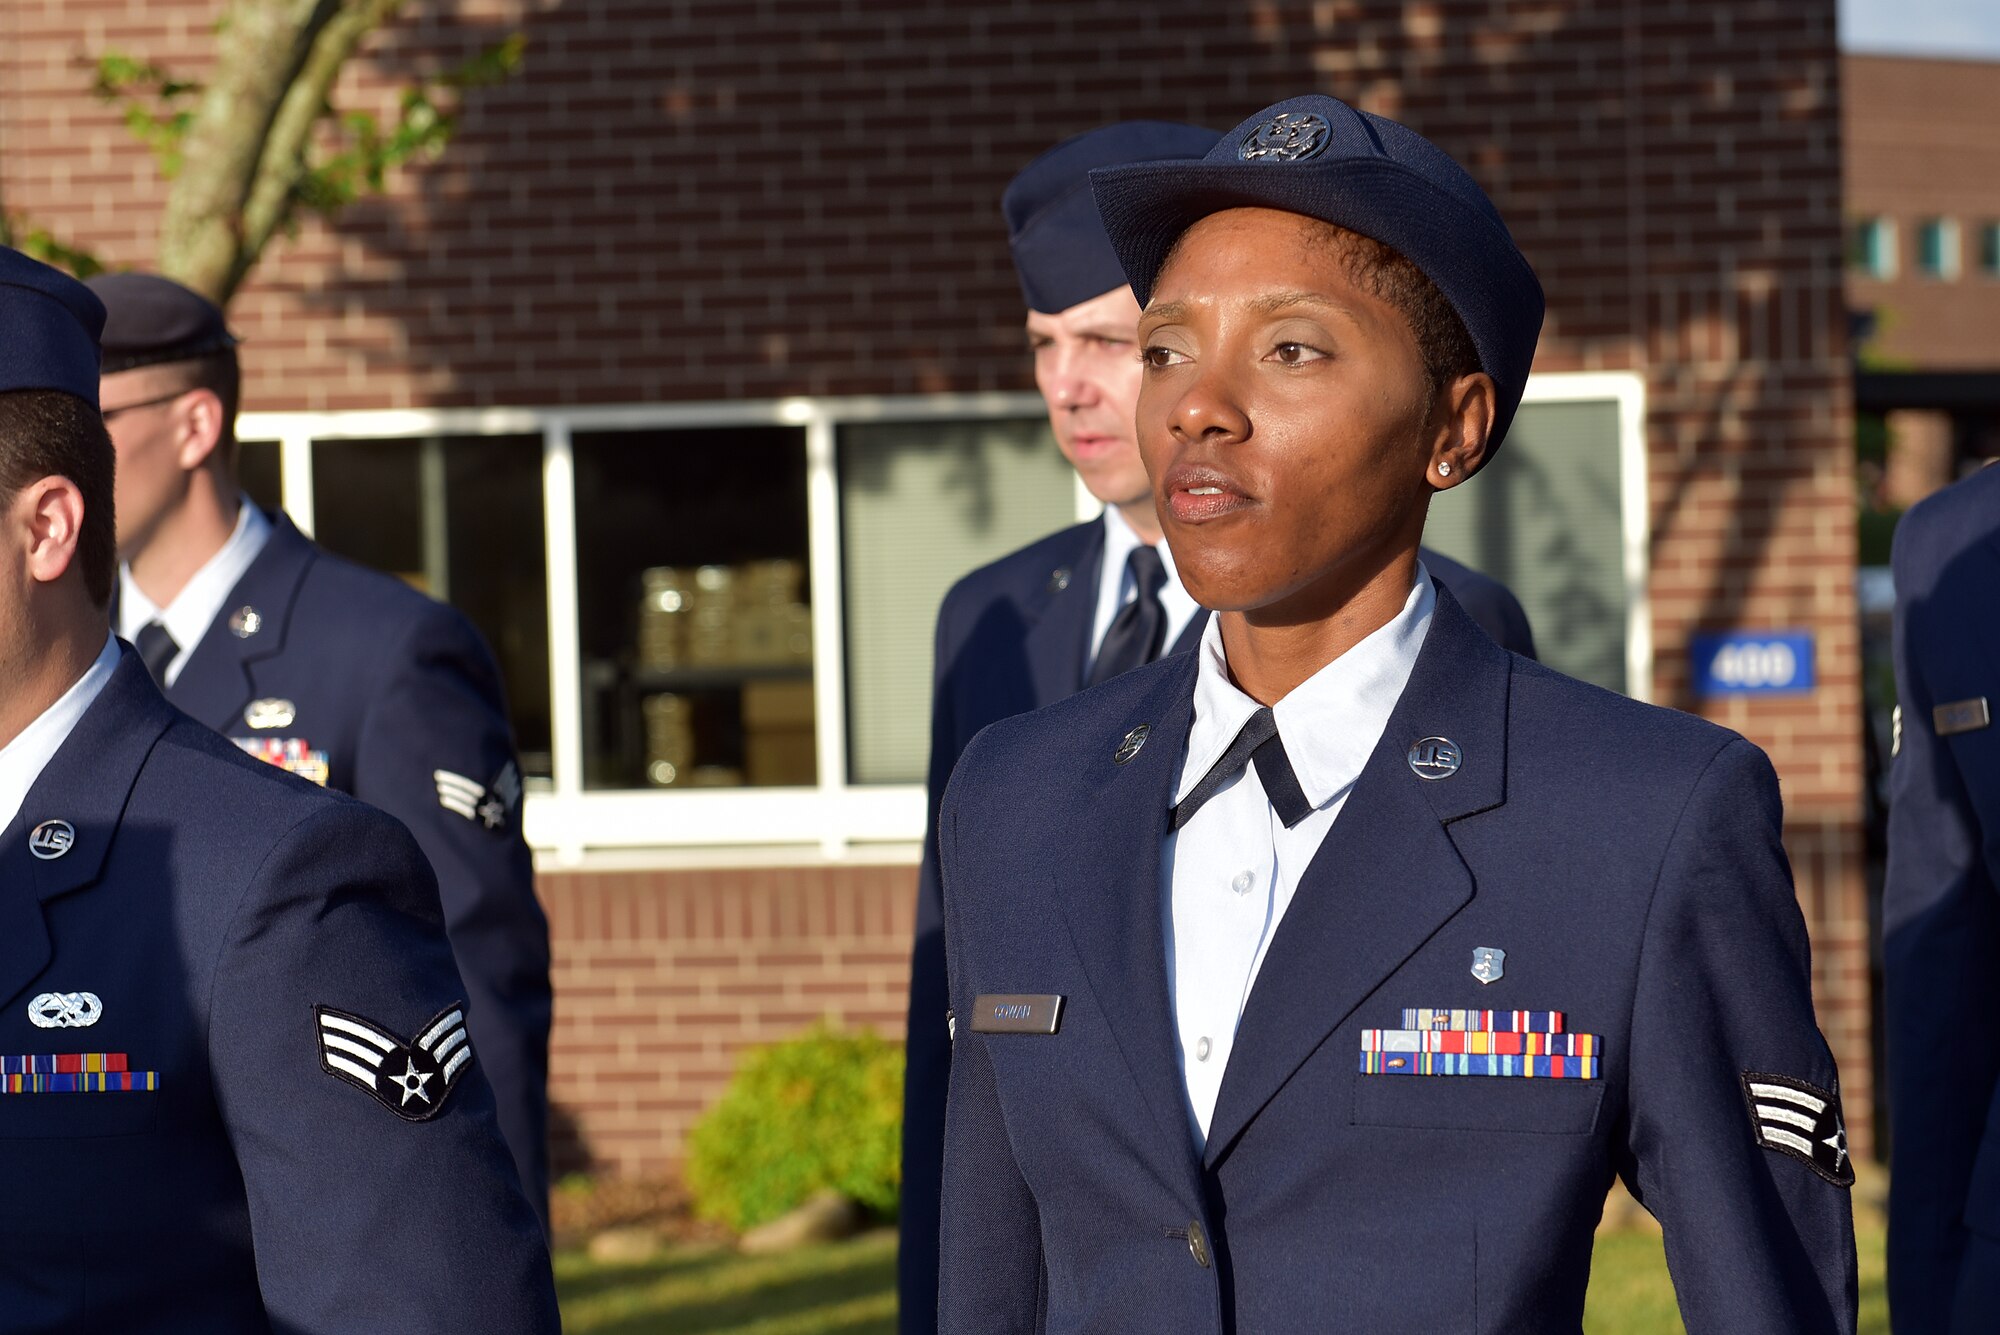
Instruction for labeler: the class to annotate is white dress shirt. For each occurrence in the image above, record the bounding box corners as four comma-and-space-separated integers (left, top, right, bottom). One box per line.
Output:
117, 502, 273, 687
1163, 565, 1436, 1145
1087, 505, 1204, 675
0, 632, 120, 834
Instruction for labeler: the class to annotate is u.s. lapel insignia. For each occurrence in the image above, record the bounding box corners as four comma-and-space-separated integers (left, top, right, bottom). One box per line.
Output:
28, 991, 102, 1029
243, 697, 297, 730
1934, 697, 1991, 737
1114, 724, 1151, 765
1408, 737, 1462, 780
28, 819, 75, 860
434, 760, 522, 832
1048, 567, 1072, 593
315, 1003, 473, 1121
228, 605, 263, 639
1741, 1071, 1853, 1186
1470, 947, 1506, 985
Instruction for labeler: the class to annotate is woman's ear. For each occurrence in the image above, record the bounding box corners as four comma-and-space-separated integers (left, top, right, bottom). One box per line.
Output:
1427, 372, 1495, 490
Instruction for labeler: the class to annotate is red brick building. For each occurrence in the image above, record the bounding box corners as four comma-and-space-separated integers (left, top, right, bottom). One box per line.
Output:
1843, 52, 2000, 505
1, 0, 1866, 1177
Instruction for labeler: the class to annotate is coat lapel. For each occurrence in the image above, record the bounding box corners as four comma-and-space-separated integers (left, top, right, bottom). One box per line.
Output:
1022, 522, 1104, 708
1202, 587, 1513, 1166
1053, 652, 1206, 1182
166, 509, 315, 731
0, 651, 177, 1010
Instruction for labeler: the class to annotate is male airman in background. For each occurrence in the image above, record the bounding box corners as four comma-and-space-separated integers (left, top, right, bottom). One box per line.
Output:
1885, 458, 2000, 1333
90, 272, 554, 1228
0, 244, 557, 1331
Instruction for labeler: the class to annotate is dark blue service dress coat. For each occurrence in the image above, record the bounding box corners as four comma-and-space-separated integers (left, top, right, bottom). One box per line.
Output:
936, 585, 1855, 1335
1885, 462, 2000, 1335
156, 509, 552, 1223
898, 520, 1536, 1331
0, 649, 557, 1332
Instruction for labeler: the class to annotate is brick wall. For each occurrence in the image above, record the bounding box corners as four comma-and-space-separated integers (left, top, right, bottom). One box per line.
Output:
542, 862, 914, 1178
1844, 54, 2000, 369
3, 0, 1867, 1165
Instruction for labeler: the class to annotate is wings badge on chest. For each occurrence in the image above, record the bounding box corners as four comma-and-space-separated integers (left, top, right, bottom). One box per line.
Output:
314, 1003, 474, 1121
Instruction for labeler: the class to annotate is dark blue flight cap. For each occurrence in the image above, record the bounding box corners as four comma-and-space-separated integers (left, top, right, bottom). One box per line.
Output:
1089, 94, 1546, 456
0, 246, 107, 403
1004, 121, 1219, 315
88, 271, 239, 376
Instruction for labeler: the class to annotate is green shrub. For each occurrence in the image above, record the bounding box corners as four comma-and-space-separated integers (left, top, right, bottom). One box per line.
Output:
683, 1023, 904, 1232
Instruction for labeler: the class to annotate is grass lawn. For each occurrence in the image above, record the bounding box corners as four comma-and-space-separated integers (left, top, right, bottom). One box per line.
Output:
557, 1221, 1887, 1334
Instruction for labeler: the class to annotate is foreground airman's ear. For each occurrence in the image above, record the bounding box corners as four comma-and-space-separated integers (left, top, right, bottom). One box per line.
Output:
1428, 372, 1495, 490
15, 474, 86, 587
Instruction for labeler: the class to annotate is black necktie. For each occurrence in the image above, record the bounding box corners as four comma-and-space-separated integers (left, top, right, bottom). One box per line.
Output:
1171, 706, 1314, 831
135, 621, 179, 685
1089, 544, 1169, 686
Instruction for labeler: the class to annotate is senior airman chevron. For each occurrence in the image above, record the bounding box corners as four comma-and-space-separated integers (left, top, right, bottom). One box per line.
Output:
1, 1053, 158, 1092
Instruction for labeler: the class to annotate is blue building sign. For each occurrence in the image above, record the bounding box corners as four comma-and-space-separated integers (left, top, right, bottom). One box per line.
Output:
1689, 630, 1816, 697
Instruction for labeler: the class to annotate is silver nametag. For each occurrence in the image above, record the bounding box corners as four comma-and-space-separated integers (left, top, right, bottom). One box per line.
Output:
1934, 698, 1990, 737
970, 994, 1065, 1035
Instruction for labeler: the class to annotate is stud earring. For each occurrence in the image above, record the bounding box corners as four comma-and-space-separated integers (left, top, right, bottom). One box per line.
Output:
1437, 460, 1452, 477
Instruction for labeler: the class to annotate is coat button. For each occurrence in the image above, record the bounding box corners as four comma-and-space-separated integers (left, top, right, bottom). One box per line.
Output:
1186, 1219, 1211, 1269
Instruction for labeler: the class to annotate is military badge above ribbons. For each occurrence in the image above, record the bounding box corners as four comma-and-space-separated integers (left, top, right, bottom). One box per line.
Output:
1360, 1008, 1602, 1079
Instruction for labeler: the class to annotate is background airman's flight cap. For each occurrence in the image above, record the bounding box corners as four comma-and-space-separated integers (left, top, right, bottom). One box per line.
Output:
1004, 120, 1219, 316
1089, 94, 1546, 455
88, 271, 239, 376
0, 247, 107, 402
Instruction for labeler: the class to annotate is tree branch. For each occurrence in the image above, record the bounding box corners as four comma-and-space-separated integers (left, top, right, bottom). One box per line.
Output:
156, 0, 342, 301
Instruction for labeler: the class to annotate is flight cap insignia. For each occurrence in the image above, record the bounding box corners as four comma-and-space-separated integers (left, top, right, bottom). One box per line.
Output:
28, 819, 75, 860
28, 991, 102, 1029
243, 697, 296, 730
1470, 946, 1506, 985
1237, 111, 1332, 163
315, 1002, 474, 1122
1741, 1071, 1853, 1187
1407, 737, 1462, 780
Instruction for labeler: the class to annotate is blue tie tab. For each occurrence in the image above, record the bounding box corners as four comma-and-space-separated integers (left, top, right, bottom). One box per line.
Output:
1360, 1010, 1601, 1079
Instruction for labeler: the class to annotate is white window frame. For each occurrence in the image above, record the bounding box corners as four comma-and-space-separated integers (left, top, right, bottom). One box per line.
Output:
239, 371, 1646, 867
1916, 216, 1960, 280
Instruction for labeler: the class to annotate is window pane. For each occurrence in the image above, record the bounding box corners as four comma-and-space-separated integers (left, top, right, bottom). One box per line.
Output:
1917, 218, 1957, 278
1979, 222, 2000, 276
572, 426, 812, 791
310, 436, 553, 780
1421, 399, 1628, 694
1853, 218, 1897, 279
838, 417, 1078, 785
238, 439, 282, 512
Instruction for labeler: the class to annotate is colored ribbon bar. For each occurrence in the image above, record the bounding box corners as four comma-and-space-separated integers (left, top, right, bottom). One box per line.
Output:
1400, 1008, 1567, 1033
1363, 1029, 1598, 1058
1, 1053, 131, 1074
1359, 1051, 1600, 1079
2, 1071, 158, 1093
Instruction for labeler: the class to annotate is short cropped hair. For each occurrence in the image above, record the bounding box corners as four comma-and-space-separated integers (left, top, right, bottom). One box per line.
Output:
1315, 221, 1483, 403
0, 389, 118, 606
171, 348, 241, 452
